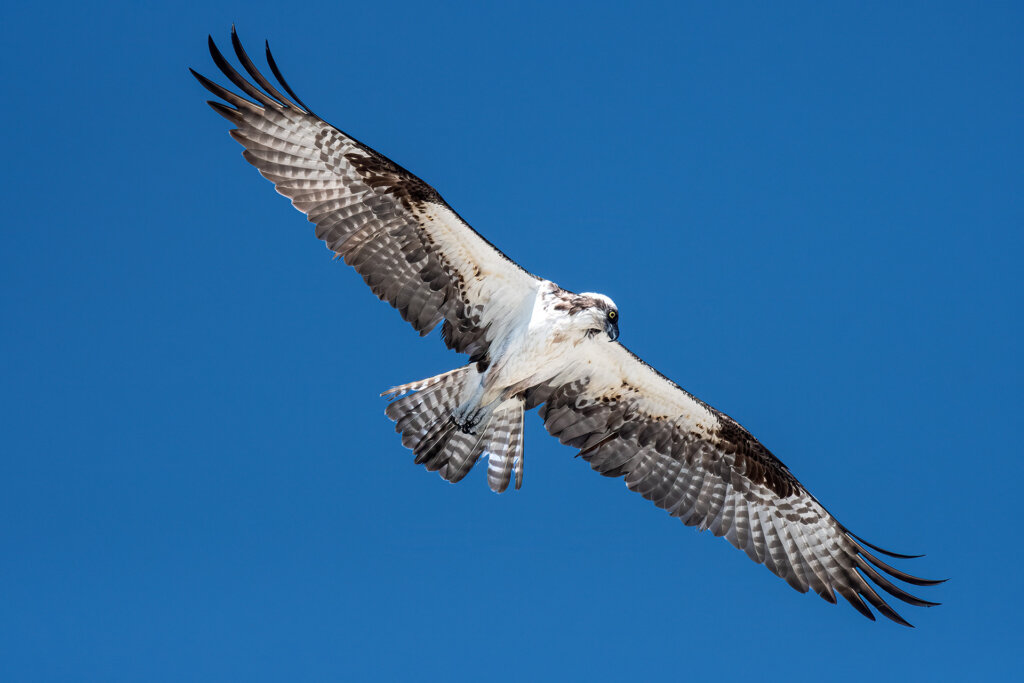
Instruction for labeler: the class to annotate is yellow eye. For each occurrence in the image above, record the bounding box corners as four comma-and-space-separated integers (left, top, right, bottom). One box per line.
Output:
607, 310, 617, 321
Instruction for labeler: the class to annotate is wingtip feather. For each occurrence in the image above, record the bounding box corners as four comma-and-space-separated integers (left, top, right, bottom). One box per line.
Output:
846, 530, 926, 559
264, 39, 315, 115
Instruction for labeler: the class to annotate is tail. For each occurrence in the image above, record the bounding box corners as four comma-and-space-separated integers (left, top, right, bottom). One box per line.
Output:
383, 366, 525, 492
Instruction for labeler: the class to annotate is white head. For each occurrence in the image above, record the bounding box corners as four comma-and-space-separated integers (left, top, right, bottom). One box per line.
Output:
576, 292, 619, 341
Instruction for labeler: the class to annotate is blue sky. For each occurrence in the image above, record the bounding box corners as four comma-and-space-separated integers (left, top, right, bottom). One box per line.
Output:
2, 1, 1021, 680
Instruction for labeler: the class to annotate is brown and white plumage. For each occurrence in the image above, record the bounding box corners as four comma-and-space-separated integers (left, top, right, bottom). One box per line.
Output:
528, 341, 940, 625
191, 30, 539, 369
193, 29, 942, 626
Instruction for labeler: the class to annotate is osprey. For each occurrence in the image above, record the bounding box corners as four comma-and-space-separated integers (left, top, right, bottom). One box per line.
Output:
193, 29, 942, 625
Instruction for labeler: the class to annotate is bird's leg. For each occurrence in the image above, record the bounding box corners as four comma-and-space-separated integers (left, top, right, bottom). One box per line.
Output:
450, 379, 488, 434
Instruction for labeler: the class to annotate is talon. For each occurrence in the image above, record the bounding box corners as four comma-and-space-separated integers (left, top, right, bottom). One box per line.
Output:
450, 411, 481, 435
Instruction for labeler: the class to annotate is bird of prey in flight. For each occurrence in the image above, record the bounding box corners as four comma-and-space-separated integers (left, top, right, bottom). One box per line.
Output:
192, 28, 942, 626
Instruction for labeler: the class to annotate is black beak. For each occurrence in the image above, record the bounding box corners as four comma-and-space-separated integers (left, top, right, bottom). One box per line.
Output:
605, 319, 619, 342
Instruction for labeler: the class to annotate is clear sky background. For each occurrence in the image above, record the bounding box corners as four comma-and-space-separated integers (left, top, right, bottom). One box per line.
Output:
2, 1, 1021, 680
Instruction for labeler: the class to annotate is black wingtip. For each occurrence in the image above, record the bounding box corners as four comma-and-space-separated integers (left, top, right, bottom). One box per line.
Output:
861, 547, 947, 588
229, 27, 300, 110
881, 606, 914, 627
205, 30, 280, 109
846, 530, 925, 559
205, 100, 242, 123
265, 39, 315, 115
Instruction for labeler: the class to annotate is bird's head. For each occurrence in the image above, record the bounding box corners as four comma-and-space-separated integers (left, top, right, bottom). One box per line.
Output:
578, 292, 619, 342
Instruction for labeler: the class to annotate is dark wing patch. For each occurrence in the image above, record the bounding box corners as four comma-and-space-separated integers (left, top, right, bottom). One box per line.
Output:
536, 344, 943, 626
341, 149, 441, 207
715, 415, 799, 499
192, 29, 538, 359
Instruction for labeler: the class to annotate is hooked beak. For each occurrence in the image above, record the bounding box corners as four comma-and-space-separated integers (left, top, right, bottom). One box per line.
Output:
605, 318, 619, 342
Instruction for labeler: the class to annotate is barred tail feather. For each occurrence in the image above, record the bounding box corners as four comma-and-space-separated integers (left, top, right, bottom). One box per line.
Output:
437, 428, 490, 483
384, 366, 477, 453
383, 367, 525, 489
381, 367, 470, 399
485, 401, 525, 492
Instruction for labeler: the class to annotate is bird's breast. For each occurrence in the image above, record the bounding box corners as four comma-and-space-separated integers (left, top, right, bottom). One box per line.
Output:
482, 312, 583, 402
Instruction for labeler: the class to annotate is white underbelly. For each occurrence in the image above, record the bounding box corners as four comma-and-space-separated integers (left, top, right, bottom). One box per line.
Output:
483, 318, 581, 402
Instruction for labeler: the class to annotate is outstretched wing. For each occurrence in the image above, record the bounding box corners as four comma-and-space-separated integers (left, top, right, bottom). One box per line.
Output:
528, 341, 942, 626
192, 29, 540, 364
